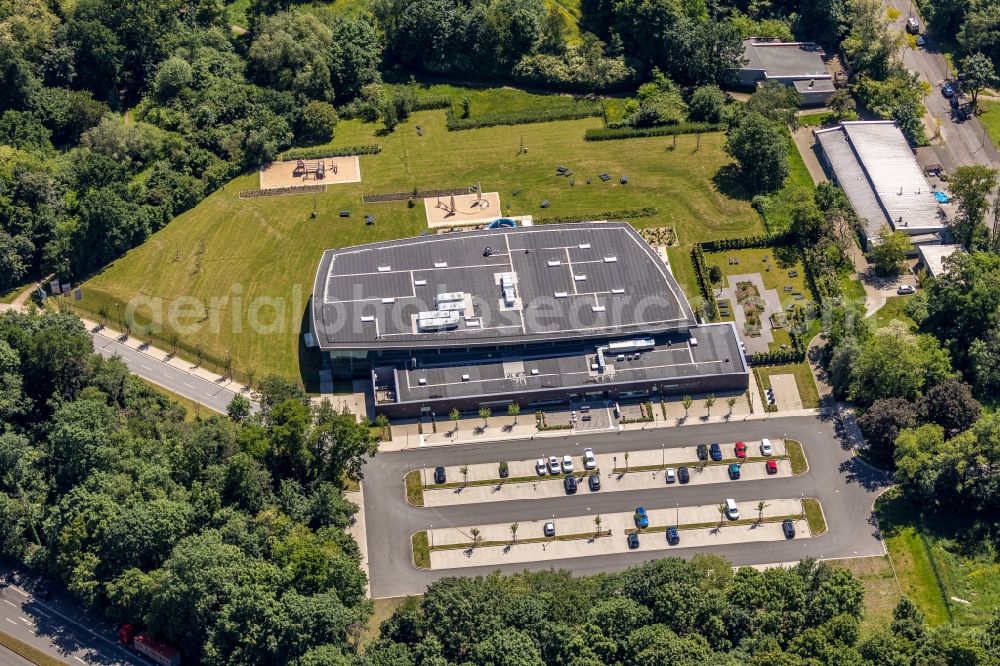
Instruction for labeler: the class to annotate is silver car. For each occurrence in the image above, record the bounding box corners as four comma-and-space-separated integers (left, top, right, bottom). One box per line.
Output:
548, 456, 561, 475
536, 458, 547, 475
583, 448, 597, 469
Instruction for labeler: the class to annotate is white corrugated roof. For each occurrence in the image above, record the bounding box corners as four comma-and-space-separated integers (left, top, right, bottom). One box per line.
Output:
918, 244, 965, 277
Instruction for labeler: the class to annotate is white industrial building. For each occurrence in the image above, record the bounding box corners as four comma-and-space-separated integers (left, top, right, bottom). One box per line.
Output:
918, 244, 965, 278
814, 121, 950, 249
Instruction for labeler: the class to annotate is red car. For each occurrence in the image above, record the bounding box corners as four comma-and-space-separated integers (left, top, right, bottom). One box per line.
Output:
766, 459, 778, 474
734, 441, 747, 458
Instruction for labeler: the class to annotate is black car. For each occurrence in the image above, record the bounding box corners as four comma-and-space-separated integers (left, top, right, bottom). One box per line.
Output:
433, 466, 446, 484
696, 443, 708, 460
782, 519, 796, 539
678, 466, 690, 484
666, 527, 680, 545
588, 474, 601, 492
627, 532, 640, 549
564, 475, 578, 494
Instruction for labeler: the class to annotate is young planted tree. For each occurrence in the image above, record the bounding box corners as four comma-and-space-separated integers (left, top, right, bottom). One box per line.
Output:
681, 395, 692, 417
756, 499, 769, 524
705, 394, 716, 416
374, 413, 391, 440
718, 503, 728, 527
470, 528, 481, 548
594, 514, 602, 536
727, 396, 737, 415
510, 522, 518, 544
623, 451, 630, 472
960, 53, 995, 111
460, 464, 469, 486
479, 406, 491, 427
450, 408, 461, 432
507, 402, 520, 424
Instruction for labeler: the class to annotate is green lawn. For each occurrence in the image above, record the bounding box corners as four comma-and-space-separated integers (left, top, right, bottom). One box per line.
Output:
759, 132, 816, 232
873, 295, 916, 330
387, 81, 606, 120
827, 556, 903, 632
755, 362, 821, 409
878, 490, 1000, 627
979, 100, 1000, 148
78, 109, 765, 384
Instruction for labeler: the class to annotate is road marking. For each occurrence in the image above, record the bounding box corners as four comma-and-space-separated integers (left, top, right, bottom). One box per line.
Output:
183, 382, 196, 389
3, 599, 16, 607
5, 618, 16, 625
7, 587, 26, 597
32, 608, 51, 618
19, 615, 31, 624
74, 657, 85, 663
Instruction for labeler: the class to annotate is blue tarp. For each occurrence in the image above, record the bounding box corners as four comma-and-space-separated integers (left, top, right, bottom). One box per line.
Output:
934, 191, 950, 203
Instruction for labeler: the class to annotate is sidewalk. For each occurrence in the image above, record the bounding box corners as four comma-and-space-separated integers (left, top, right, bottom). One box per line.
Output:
345, 486, 371, 597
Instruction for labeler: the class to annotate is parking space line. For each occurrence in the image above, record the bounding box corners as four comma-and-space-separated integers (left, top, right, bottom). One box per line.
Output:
3, 599, 17, 607
5, 617, 16, 625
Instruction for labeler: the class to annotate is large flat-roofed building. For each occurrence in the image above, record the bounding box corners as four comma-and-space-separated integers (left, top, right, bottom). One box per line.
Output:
311, 222, 749, 418
739, 40, 835, 106
815, 121, 949, 249
918, 244, 965, 278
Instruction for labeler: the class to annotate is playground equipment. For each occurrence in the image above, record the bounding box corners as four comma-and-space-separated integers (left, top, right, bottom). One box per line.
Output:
293, 159, 331, 180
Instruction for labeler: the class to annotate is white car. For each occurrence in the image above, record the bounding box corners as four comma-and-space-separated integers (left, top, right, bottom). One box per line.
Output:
760, 439, 773, 456
897, 284, 916, 295
548, 456, 561, 475
562, 454, 574, 474
665, 467, 676, 483
543, 521, 556, 537
583, 448, 597, 469
536, 458, 547, 475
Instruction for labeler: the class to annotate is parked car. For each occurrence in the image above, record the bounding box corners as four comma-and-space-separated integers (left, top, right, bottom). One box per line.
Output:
583, 448, 597, 469
666, 527, 680, 545
734, 441, 747, 458
548, 456, 561, 474
588, 474, 601, 491
906, 16, 920, 34
634, 507, 649, 529
678, 466, 690, 483
665, 467, 676, 484
916, 34, 926, 47
942, 81, 957, 98
564, 475, 577, 494
536, 458, 547, 476
728, 463, 741, 480
783, 519, 796, 539
726, 498, 740, 520
766, 459, 778, 474
697, 443, 708, 461
562, 454, 574, 474
498, 462, 509, 479
760, 439, 773, 456
627, 532, 640, 549
433, 467, 446, 484
544, 521, 556, 537
710, 442, 722, 461
897, 284, 916, 295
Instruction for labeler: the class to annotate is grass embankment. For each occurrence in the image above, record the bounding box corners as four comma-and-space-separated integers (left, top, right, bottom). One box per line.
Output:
405, 471, 424, 507
802, 498, 826, 535
978, 100, 1000, 148
784, 439, 807, 474
79, 106, 764, 385
877, 489, 1000, 627
138, 377, 214, 421
754, 363, 821, 409
0, 631, 68, 666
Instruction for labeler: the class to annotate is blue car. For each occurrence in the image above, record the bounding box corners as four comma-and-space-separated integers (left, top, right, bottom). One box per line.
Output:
942, 81, 956, 98
710, 442, 723, 461
634, 507, 649, 529
666, 527, 680, 545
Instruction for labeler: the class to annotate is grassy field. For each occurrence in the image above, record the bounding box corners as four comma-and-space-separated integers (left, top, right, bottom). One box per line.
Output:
387, 81, 607, 119
878, 489, 1000, 627
873, 295, 916, 330
803, 498, 826, 535
784, 439, 807, 474
78, 108, 766, 384
979, 100, 1000, 148
828, 556, 903, 632
755, 363, 821, 409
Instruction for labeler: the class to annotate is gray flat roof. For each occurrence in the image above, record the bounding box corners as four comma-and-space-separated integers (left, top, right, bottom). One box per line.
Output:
381, 324, 746, 405
742, 40, 829, 79
312, 222, 695, 350
815, 121, 948, 240
918, 244, 965, 277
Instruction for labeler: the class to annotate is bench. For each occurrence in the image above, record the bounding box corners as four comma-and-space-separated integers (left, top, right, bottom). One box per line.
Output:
339, 210, 350, 217
540, 200, 550, 208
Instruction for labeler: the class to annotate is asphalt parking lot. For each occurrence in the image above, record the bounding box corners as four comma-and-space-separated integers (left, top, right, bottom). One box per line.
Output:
363, 415, 888, 598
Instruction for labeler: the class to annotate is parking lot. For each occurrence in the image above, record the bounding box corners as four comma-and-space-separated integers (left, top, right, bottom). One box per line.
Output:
364, 416, 889, 598
417, 439, 793, 507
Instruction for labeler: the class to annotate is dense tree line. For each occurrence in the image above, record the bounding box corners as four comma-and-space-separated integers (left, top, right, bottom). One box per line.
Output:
0, 309, 378, 664
362, 556, 1000, 666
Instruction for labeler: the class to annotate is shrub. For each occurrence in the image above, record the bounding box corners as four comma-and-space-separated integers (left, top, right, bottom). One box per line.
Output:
298, 101, 339, 145
688, 85, 727, 123
691, 245, 720, 321
445, 105, 602, 131
278, 144, 381, 161
535, 208, 658, 224
584, 122, 724, 141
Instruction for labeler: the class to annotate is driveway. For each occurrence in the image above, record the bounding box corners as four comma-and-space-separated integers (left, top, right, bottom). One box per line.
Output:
362, 414, 889, 598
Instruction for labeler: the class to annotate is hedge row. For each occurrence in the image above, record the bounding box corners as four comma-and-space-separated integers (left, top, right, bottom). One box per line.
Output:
239, 185, 326, 199
445, 106, 602, 131
749, 349, 806, 366
535, 207, 658, 224
700, 231, 794, 252
691, 245, 721, 321
278, 144, 382, 161
362, 186, 475, 203
412, 96, 452, 111
584, 122, 725, 141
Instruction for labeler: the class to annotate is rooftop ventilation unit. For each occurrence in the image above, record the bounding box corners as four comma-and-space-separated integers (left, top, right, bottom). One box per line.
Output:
604, 256, 618, 263
547, 260, 562, 267
414, 279, 427, 286
578, 243, 591, 249
377, 266, 391, 272
434, 261, 448, 268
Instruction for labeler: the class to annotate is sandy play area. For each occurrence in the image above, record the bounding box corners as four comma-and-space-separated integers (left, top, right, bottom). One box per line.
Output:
259, 155, 362, 190
423, 191, 502, 228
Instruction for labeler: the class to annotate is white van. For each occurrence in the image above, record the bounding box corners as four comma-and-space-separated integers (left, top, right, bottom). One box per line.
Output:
725, 498, 740, 520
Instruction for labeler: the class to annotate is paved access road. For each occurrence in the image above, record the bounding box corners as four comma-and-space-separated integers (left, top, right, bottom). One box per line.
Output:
888, 0, 1000, 171
0, 564, 142, 665
91, 333, 238, 415
362, 415, 890, 598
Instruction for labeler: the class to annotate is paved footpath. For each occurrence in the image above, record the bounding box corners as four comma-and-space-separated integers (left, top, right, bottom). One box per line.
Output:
427, 499, 810, 570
